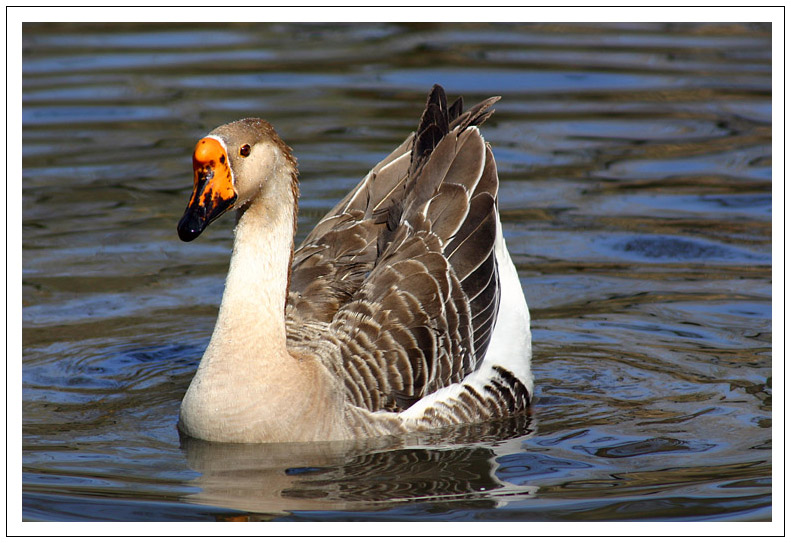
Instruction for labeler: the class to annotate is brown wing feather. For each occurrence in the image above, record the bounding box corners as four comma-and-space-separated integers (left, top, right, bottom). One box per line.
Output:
288, 84, 503, 412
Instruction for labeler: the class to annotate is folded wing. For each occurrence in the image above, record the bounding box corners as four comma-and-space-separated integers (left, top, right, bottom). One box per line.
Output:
288, 85, 503, 413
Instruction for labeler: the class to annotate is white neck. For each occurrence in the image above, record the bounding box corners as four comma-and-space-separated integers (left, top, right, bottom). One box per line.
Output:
207, 194, 294, 359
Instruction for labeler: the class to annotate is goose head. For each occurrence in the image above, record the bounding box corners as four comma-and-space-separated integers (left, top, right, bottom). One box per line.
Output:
177, 118, 297, 242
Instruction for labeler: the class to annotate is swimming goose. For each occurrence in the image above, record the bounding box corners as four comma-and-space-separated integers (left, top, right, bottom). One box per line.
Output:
177, 84, 532, 443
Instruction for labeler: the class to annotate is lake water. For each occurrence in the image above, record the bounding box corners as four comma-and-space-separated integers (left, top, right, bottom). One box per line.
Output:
20, 21, 773, 526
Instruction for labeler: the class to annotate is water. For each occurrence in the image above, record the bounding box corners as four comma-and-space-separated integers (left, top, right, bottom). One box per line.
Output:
20, 22, 772, 524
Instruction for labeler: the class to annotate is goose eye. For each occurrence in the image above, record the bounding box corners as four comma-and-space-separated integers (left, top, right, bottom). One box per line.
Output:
239, 144, 251, 157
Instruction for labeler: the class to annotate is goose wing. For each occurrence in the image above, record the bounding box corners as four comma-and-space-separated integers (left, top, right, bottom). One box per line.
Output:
288, 85, 503, 413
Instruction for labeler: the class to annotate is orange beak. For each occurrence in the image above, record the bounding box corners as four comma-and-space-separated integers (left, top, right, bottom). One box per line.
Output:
177, 137, 238, 242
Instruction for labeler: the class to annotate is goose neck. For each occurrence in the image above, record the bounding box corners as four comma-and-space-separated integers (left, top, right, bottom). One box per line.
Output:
211, 193, 296, 357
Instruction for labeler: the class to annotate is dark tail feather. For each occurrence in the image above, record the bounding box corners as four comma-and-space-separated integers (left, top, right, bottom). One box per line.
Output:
409, 84, 450, 180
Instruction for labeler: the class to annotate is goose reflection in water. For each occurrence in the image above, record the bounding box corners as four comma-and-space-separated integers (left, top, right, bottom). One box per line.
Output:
179, 414, 537, 516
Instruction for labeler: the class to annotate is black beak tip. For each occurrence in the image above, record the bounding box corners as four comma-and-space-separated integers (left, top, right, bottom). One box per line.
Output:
177, 228, 200, 242
177, 194, 235, 242
177, 214, 204, 242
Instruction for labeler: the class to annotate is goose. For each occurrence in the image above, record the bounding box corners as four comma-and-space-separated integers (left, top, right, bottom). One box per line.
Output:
176, 84, 533, 443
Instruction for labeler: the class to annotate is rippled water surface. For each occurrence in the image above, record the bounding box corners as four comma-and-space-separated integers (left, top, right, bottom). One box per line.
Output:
21, 22, 772, 523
